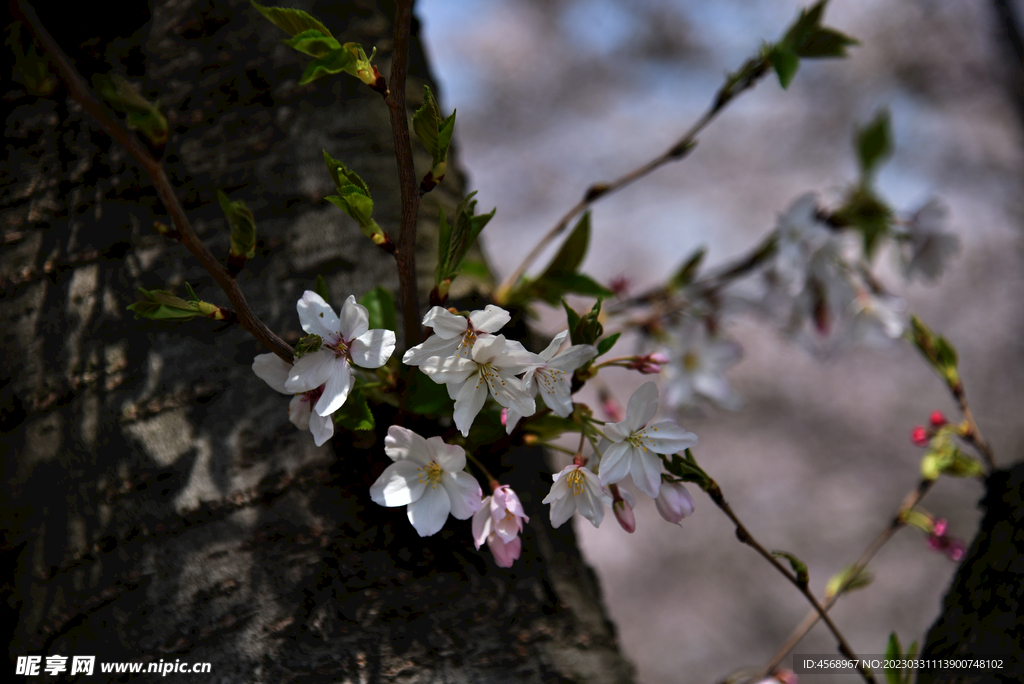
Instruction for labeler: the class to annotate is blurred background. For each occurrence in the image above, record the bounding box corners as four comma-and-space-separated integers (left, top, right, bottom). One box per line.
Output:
416, 0, 1023, 682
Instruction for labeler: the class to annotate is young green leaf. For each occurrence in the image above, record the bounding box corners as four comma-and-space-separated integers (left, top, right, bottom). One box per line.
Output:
596, 332, 622, 357
434, 192, 495, 286
250, 1, 332, 37
359, 287, 397, 332
670, 247, 707, 289
771, 44, 799, 89
283, 29, 341, 58
299, 47, 358, 85
314, 274, 330, 304
333, 385, 375, 431
217, 190, 257, 260
771, 550, 809, 588
92, 74, 169, 145
856, 109, 893, 180
184, 282, 199, 303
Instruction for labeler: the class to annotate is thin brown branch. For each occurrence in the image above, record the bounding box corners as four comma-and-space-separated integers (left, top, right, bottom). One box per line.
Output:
951, 382, 996, 470
707, 481, 877, 684
385, 0, 422, 353
13, 0, 294, 363
757, 479, 934, 680
494, 59, 770, 304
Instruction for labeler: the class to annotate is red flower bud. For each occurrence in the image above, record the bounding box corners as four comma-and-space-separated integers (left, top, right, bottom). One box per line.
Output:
911, 425, 929, 447
929, 410, 947, 427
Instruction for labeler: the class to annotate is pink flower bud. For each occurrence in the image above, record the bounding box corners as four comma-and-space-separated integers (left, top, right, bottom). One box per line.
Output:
930, 410, 947, 427
487, 534, 521, 568
610, 484, 636, 533
500, 407, 508, 426
932, 517, 948, 537
946, 538, 966, 562
655, 482, 695, 525
648, 353, 670, 365
911, 425, 929, 446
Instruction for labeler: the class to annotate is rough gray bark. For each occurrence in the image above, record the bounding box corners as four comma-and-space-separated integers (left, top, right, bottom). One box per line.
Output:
1, 1, 635, 681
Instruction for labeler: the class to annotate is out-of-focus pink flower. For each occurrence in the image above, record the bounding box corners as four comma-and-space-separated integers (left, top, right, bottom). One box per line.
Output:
926, 518, 966, 562
472, 484, 530, 567
628, 352, 669, 375
911, 426, 929, 447
610, 275, 631, 298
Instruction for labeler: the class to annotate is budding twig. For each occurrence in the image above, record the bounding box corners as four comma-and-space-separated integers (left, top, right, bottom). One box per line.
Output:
384, 0, 422, 354
13, 0, 294, 363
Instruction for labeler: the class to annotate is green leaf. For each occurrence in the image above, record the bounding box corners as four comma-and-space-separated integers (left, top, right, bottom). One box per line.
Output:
435, 206, 453, 286
824, 565, 873, 598
662, 449, 713, 492
565, 299, 605, 347
435, 192, 495, 286
314, 274, 330, 304
217, 190, 257, 260
530, 273, 613, 305
541, 212, 591, 280
250, 1, 332, 37
596, 332, 621, 357
127, 288, 201, 320
907, 315, 960, 388
293, 333, 323, 360
413, 84, 442, 159
884, 633, 902, 684
283, 29, 340, 58
184, 282, 199, 303
856, 109, 893, 179
522, 414, 580, 442
797, 27, 858, 58
359, 287, 397, 332
670, 247, 706, 288
299, 47, 357, 85
562, 299, 581, 342
771, 44, 799, 89
92, 74, 168, 145
832, 185, 892, 258
333, 385, 375, 431
771, 550, 809, 588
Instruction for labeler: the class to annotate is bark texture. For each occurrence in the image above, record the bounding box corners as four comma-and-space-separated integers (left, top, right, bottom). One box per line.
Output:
1, 1, 635, 681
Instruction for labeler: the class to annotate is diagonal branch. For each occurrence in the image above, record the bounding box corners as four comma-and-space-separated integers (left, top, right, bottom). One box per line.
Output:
12, 0, 294, 363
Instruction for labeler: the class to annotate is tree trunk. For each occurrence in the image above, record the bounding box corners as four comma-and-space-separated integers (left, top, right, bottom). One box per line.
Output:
1, 1, 635, 681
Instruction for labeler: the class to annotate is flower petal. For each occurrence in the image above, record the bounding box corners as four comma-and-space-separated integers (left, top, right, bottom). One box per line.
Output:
308, 410, 334, 446
402, 334, 459, 366
603, 420, 631, 443
370, 460, 426, 507
285, 349, 335, 393
338, 294, 369, 340
472, 501, 493, 549
574, 480, 606, 527
598, 441, 632, 487
470, 334, 506, 364
504, 407, 523, 434
547, 344, 598, 372
384, 425, 430, 464
296, 290, 340, 340
253, 353, 292, 394
443, 471, 483, 520
625, 381, 659, 432
423, 307, 468, 339
630, 449, 663, 499
314, 361, 352, 416
468, 305, 511, 333
288, 394, 311, 430
487, 534, 520, 567
418, 356, 477, 385
407, 486, 451, 536
537, 371, 574, 417
454, 376, 489, 436
487, 373, 535, 417
643, 421, 699, 454
539, 330, 569, 360
548, 492, 576, 528
427, 436, 467, 472
350, 329, 396, 368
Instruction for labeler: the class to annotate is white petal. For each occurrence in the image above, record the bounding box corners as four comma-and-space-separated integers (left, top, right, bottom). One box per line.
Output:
487, 373, 535, 417
418, 355, 477, 385
314, 361, 352, 416
630, 449, 663, 499
454, 376, 489, 436
296, 290, 340, 340
539, 331, 569, 360
625, 382, 659, 432
598, 442, 631, 487
288, 394, 311, 430
643, 422, 699, 454
541, 471, 570, 503
547, 344, 597, 372
443, 471, 483, 520
253, 353, 292, 394
574, 481, 606, 527
423, 307, 468, 339
285, 349, 335, 393
539, 373, 574, 418
471, 334, 506, 364
384, 425, 430, 464
407, 486, 451, 536
370, 461, 426, 507
548, 492, 576, 528
504, 407, 523, 434
469, 305, 511, 333
308, 411, 334, 446
402, 334, 459, 366
350, 329, 396, 368
603, 420, 630, 443
472, 502, 493, 549
338, 295, 369, 340
426, 436, 467, 472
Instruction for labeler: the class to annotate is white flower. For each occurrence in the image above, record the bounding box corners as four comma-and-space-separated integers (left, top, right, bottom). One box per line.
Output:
849, 290, 905, 345
284, 292, 396, 417
402, 305, 511, 366
770, 194, 835, 297
505, 331, 597, 433
369, 426, 483, 537
542, 462, 612, 528
655, 482, 696, 525
901, 199, 960, 282
252, 353, 336, 446
598, 382, 699, 499
662, 321, 742, 410
418, 335, 542, 436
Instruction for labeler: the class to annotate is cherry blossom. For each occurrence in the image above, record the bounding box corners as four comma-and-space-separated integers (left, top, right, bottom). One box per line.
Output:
900, 199, 960, 282
284, 292, 395, 417
655, 482, 696, 525
252, 353, 335, 446
418, 334, 541, 436
472, 484, 529, 567
598, 382, 699, 499
505, 330, 597, 433
369, 426, 483, 537
402, 304, 511, 366
662, 321, 742, 410
542, 462, 612, 528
